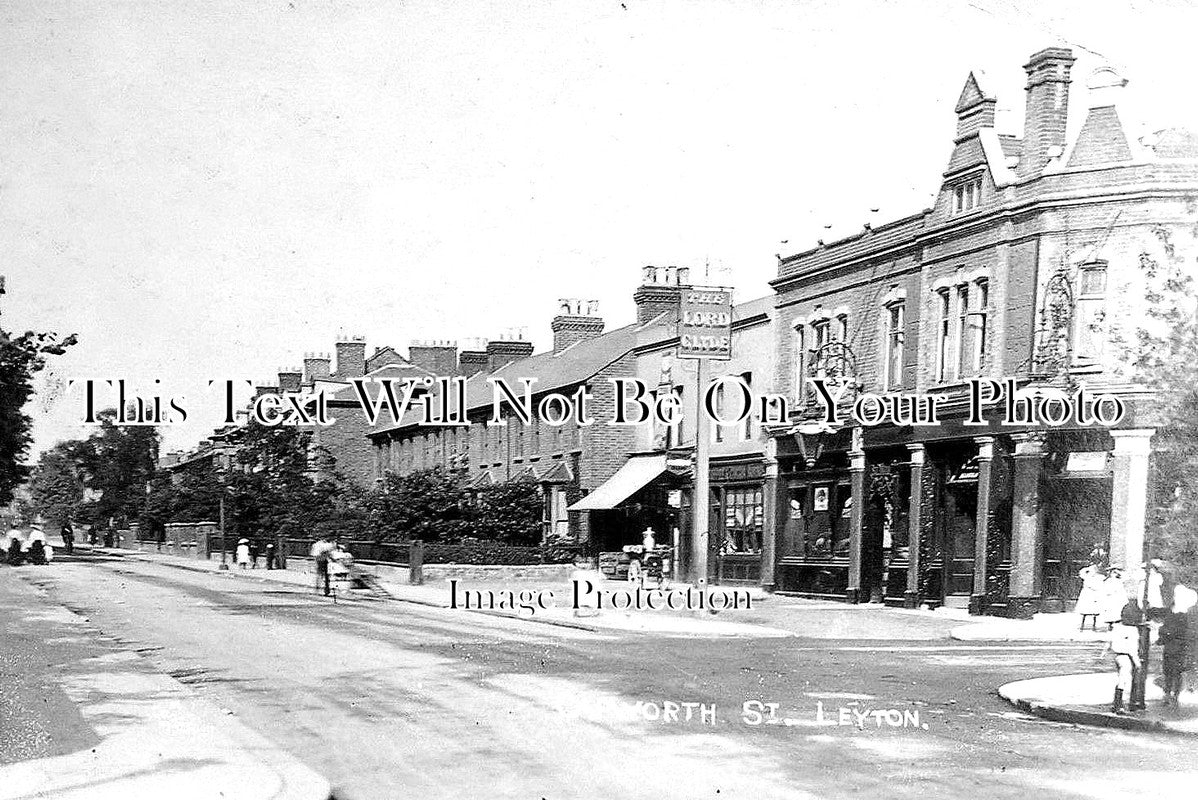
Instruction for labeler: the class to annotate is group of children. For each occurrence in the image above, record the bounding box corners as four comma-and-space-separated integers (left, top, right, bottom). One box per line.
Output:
3, 526, 54, 566
1082, 559, 1198, 713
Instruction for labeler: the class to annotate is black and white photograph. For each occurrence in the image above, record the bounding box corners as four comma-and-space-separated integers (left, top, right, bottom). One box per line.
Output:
3, 2, 1198, 798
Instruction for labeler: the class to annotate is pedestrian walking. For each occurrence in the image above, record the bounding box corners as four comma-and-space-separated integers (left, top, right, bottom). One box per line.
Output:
1100, 568, 1127, 631
264, 541, 277, 570
250, 540, 260, 569
310, 535, 335, 596
60, 520, 74, 555
235, 538, 251, 570
1103, 599, 1141, 715
1158, 609, 1189, 708
1076, 563, 1105, 631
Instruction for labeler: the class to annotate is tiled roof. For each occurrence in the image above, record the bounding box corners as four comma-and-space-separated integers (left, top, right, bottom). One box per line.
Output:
774, 212, 928, 282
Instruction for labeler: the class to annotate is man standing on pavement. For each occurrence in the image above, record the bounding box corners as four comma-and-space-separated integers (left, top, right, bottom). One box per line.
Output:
310, 535, 335, 596
60, 520, 74, 555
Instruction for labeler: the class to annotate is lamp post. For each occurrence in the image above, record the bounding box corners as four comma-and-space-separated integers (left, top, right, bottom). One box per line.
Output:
218, 488, 229, 570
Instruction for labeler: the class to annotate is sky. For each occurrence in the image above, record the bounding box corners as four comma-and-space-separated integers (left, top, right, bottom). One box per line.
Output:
3, 0, 1198, 456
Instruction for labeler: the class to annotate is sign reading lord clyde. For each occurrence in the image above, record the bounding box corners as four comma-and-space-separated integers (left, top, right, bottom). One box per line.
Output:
678, 286, 733, 360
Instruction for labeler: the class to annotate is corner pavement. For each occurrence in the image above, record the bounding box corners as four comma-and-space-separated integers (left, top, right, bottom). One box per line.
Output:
0, 561, 332, 800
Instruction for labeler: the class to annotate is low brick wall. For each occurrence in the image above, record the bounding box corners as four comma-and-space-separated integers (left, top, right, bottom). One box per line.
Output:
271, 556, 575, 585
134, 522, 215, 559
421, 563, 578, 583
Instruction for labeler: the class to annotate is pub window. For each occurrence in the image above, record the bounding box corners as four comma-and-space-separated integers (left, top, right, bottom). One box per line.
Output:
952, 177, 983, 214
935, 288, 953, 383
1074, 262, 1107, 363
792, 324, 806, 402
955, 283, 971, 376
967, 278, 989, 374
811, 318, 831, 357
883, 301, 905, 390
740, 372, 754, 441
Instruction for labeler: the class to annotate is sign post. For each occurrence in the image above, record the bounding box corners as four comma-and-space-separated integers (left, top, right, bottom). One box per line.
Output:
677, 286, 733, 589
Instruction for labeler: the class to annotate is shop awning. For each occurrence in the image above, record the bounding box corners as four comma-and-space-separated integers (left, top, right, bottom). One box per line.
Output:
568, 455, 669, 511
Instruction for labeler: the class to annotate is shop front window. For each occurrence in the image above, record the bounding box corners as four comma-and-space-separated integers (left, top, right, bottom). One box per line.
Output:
718, 487, 764, 555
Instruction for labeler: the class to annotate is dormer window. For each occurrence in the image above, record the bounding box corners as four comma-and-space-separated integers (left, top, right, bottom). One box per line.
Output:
952, 177, 983, 214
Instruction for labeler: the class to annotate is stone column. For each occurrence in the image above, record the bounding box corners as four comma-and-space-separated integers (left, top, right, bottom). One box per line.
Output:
904, 443, 926, 608
846, 427, 866, 604
760, 437, 779, 592
1008, 433, 1045, 619
969, 436, 995, 616
1109, 429, 1154, 571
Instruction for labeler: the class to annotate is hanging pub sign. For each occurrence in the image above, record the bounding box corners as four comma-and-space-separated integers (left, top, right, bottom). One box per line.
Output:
678, 286, 733, 360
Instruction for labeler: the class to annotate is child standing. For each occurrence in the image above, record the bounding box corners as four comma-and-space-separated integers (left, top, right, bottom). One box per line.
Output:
1103, 600, 1141, 714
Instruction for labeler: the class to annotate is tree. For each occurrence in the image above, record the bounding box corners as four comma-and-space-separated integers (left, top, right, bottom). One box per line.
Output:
29, 442, 86, 528
0, 287, 77, 506
368, 467, 469, 542
472, 477, 543, 545
72, 409, 160, 528
1123, 224, 1198, 584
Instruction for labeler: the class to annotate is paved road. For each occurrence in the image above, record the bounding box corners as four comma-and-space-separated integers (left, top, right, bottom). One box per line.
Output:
12, 555, 1198, 800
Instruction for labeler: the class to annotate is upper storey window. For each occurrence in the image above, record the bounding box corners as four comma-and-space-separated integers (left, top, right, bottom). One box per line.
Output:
952, 177, 983, 214
1073, 262, 1108, 363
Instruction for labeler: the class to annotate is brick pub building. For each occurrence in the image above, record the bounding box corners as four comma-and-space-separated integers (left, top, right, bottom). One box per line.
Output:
763, 48, 1198, 616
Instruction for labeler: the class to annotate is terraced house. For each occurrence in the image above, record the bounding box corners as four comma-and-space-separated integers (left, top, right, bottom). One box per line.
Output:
764, 47, 1198, 616
367, 267, 777, 577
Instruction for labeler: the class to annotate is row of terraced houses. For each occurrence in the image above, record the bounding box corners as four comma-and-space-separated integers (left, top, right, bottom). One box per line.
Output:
166, 48, 1198, 617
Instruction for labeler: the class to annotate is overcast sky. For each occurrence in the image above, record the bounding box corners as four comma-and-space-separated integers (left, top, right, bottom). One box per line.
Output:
3, 0, 1197, 456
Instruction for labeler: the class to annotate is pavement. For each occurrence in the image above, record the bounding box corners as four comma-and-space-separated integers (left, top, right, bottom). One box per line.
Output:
0, 561, 333, 800
1000, 672, 1198, 736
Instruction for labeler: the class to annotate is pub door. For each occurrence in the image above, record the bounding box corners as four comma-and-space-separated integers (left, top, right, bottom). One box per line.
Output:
939, 482, 978, 608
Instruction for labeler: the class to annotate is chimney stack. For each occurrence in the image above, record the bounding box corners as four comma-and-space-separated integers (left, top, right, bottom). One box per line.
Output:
303, 352, 332, 385
277, 368, 302, 393
1019, 47, 1075, 178
551, 299, 604, 354
334, 336, 367, 379
954, 71, 997, 142
633, 265, 689, 326
458, 338, 489, 377
486, 330, 534, 373
408, 340, 459, 376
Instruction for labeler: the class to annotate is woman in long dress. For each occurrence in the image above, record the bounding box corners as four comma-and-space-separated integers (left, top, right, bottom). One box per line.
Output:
235, 538, 251, 570
1100, 568, 1129, 631
1076, 563, 1105, 630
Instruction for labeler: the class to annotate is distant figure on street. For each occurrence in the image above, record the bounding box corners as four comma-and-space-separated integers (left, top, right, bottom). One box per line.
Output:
60, 520, 74, 555
311, 535, 335, 596
27, 527, 48, 565
642, 527, 656, 551
1100, 568, 1127, 631
1076, 563, 1105, 631
249, 540, 260, 569
1103, 599, 1142, 715
264, 541, 277, 570
235, 538, 251, 569
329, 541, 352, 585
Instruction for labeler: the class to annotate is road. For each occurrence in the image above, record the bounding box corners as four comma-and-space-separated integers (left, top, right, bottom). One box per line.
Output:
9, 553, 1197, 800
